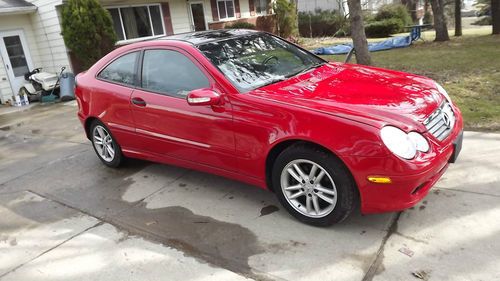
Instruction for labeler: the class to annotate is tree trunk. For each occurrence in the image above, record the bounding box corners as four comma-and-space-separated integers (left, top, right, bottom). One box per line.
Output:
493, 0, 500, 34
430, 0, 450, 41
347, 0, 371, 65
455, 0, 462, 36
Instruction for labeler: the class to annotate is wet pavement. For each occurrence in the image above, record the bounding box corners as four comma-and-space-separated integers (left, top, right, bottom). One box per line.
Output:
0, 103, 499, 281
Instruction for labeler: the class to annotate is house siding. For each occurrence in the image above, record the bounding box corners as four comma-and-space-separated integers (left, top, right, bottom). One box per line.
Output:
26, 0, 71, 74
0, 14, 43, 104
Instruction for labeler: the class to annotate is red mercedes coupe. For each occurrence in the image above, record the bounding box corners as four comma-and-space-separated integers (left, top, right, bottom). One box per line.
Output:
75, 30, 463, 226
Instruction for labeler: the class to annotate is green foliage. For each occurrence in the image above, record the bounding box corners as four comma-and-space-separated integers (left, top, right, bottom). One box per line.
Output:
363, 4, 412, 38
61, 0, 117, 70
226, 22, 256, 29
365, 18, 404, 37
273, 0, 298, 38
374, 4, 413, 26
423, 11, 433, 25
298, 9, 348, 37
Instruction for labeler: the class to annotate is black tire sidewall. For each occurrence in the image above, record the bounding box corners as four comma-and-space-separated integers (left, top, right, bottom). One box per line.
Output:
272, 144, 357, 227
90, 120, 123, 168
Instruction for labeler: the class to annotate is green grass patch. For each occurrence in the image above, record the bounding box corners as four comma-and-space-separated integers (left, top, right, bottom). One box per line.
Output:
315, 33, 500, 131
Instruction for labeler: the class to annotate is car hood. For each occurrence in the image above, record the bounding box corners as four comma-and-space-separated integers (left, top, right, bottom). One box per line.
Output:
250, 62, 445, 131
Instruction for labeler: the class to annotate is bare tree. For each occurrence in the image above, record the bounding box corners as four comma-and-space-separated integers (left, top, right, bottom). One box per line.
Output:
347, 0, 372, 65
455, 0, 462, 36
493, 0, 500, 34
430, 0, 450, 41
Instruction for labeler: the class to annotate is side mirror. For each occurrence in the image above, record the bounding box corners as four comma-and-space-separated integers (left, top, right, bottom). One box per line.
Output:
186, 89, 221, 106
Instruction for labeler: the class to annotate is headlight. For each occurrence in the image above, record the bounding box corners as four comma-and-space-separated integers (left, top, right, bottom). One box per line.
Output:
435, 82, 452, 104
408, 132, 429, 152
381, 126, 429, 159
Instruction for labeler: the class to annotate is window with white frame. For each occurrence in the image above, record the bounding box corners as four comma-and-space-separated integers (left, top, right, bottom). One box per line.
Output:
217, 0, 235, 20
255, 0, 268, 15
107, 4, 165, 41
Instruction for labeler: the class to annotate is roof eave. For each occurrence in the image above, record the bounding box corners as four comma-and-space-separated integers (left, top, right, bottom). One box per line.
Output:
0, 6, 37, 15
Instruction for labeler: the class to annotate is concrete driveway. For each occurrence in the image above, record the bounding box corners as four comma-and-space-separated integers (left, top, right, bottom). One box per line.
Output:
0, 103, 499, 281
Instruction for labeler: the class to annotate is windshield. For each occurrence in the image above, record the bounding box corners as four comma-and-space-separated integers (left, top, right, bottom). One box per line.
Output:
198, 33, 325, 92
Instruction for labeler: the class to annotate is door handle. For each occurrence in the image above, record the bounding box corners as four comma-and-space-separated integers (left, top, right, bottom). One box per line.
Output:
131, 97, 146, 107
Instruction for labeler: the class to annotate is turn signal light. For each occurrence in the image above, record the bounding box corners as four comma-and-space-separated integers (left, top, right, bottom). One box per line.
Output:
367, 176, 392, 184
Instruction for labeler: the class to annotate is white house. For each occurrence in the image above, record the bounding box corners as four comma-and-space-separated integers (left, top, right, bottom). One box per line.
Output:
0, 0, 275, 104
297, 0, 347, 14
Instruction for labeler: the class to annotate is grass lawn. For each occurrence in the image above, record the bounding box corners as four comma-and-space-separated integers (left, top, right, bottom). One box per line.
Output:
306, 27, 500, 131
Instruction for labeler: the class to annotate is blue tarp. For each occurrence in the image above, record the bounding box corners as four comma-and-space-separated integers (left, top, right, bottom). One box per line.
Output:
312, 35, 412, 55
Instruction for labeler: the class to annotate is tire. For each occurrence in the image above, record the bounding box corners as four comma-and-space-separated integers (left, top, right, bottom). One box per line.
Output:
272, 143, 358, 226
90, 120, 124, 168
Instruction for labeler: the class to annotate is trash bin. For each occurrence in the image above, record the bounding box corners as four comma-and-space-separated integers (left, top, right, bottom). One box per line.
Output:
59, 72, 75, 101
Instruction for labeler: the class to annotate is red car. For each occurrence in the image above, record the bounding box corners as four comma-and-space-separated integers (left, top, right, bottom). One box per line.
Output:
75, 30, 463, 226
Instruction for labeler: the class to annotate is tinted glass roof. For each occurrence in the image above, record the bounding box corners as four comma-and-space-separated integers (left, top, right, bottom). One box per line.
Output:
161, 29, 260, 45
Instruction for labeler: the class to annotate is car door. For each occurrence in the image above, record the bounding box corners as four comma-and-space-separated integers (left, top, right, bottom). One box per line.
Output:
93, 50, 141, 151
130, 48, 236, 172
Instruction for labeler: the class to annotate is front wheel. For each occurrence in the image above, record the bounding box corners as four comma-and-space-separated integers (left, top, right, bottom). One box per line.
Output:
272, 144, 358, 226
90, 120, 123, 168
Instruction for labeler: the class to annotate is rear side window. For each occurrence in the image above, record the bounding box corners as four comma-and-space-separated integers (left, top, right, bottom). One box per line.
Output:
141, 49, 209, 97
98, 52, 138, 86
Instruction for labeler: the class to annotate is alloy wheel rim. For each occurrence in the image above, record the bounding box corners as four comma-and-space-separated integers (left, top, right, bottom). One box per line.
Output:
93, 125, 115, 162
280, 159, 337, 218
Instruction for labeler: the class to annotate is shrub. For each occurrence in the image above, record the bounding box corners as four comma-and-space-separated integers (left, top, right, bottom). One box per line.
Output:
365, 18, 404, 38
273, 0, 298, 38
375, 4, 413, 26
363, 4, 411, 38
298, 9, 348, 37
61, 0, 117, 70
423, 11, 433, 25
226, 22, 256, 29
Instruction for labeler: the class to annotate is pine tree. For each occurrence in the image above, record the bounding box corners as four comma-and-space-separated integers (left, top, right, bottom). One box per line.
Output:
61, 0, 117, 70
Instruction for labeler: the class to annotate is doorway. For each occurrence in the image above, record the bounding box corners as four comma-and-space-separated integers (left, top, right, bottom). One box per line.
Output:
0, 29, 34, 95
189, 2, 207, 31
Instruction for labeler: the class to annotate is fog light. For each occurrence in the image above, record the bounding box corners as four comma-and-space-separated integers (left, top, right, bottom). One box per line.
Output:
367, 176, 392, 184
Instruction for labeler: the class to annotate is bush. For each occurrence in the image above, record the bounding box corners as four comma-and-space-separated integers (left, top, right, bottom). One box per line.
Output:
365, 18, 404, 38
375, 4, 413, 26
298, 9, 347, 37
363, 4, 411, 38
61, 0, 117, 70
226, 22, 256, 29
423, 11, 433, 25
273, 0, 298, 38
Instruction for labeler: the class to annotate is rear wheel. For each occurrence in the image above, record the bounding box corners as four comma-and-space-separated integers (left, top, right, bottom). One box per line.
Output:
272, 144, 357, 226
90, 120, 123, 168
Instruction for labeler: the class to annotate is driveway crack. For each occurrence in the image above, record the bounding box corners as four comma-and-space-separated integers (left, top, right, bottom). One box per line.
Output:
0, 221, 103, 279
361, 212, 402, 281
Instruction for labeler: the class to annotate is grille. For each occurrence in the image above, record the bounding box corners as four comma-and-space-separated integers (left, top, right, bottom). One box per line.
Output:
423, 101, 455, 141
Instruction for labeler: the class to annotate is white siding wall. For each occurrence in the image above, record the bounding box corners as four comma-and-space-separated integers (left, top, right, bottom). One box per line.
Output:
170, 0, 193, 33
239, 0, 251, 18
26, 0, 71, 74
0, 14, 43, 104
298, 0, 342, 13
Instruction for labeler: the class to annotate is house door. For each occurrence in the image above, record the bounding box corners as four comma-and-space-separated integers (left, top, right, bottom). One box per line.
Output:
189, 2, 207, 31
0, 30, 33, 95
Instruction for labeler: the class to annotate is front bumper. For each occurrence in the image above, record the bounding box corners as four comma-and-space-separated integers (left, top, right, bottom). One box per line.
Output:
345, 115, 463, 214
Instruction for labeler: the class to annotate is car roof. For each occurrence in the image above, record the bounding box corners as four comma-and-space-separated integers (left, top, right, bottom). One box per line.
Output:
159, 29, 261, 46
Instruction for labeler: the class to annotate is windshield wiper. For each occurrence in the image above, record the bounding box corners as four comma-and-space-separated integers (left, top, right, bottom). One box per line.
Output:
261, 76, 287, 87
286, 62, 326, 78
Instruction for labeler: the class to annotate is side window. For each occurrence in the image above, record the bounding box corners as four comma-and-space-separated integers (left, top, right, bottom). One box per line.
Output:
141, 49, 210, 96
98, 52, 138, 86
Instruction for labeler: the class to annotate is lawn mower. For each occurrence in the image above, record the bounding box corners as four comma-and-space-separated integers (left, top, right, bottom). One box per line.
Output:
19, 67, 66, 102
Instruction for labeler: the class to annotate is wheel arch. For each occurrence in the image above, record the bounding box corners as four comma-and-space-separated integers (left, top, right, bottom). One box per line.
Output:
84, 116, 99, 140
265, 139, 358, 197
